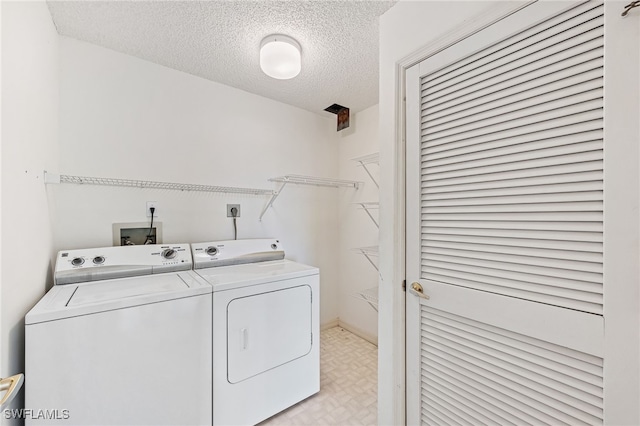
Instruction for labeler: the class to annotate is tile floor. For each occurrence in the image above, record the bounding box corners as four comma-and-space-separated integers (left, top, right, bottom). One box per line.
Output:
260, 327, 378, 426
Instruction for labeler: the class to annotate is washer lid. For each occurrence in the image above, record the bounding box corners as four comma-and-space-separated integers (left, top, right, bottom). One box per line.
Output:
194, 259, 318, 292
25, 271, 211, 324
68, 274, 188, 306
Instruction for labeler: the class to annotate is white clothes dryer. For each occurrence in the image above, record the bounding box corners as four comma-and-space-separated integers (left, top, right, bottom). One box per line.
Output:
191, 239, 319, 426
25, 244, 212, 426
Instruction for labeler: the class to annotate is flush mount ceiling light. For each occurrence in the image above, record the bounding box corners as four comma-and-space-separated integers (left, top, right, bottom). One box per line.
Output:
260, 35, 301, 80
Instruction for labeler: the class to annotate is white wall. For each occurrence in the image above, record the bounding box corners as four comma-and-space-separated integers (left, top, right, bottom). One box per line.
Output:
1, 0, 59, 420
55, 37, 342, 326
378, 1, 505, 424
337, 104, 379, 343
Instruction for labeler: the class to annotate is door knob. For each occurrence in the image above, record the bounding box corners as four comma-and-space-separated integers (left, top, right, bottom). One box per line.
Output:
410, 282, 430, 300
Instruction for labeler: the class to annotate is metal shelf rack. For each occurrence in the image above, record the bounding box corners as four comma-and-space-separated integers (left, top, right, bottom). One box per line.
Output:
350, 153, 380, 313
352, 152, 379, 189
43, 171, 275, 196
259, 175, 361, 220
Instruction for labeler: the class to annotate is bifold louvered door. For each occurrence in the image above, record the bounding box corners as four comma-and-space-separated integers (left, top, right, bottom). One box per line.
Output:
405, 1, 605, 424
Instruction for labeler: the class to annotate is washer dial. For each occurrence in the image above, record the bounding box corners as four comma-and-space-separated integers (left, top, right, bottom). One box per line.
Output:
162, 249, 177, 259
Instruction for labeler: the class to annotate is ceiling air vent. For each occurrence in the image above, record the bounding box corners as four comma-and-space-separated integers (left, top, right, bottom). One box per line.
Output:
324, 104, 350, 131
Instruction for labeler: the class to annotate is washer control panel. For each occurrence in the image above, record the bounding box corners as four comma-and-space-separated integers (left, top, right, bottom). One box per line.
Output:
191, 239, 284, 269
55, 244, 192, 285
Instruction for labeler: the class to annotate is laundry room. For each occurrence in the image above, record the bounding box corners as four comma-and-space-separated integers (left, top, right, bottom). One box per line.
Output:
3, 1, 640, 425
3, 1, 387, 424
53, 5, 386, 343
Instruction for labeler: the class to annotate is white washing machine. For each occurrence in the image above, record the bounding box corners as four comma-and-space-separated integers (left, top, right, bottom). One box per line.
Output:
25, 244, 212, 426
191, 239, 319, 426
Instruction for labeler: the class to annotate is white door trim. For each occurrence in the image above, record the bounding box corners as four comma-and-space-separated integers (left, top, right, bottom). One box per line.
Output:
602, 1, 640, 423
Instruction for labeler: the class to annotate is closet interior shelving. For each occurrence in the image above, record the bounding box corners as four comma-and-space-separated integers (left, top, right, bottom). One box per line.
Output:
350, 153, 380, 312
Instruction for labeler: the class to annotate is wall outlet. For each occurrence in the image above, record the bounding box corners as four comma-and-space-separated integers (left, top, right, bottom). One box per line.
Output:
227, 204, 241, 218
146, 201, 159, 217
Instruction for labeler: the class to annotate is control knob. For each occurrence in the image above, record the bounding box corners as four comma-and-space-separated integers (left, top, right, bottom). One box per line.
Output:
162, 249, 177, 259
71, 257, 84, 266
206, 246, 219, 256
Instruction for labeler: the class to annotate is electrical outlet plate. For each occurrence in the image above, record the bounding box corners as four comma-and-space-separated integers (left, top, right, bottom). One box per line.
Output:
146, 201, 159, 217
227, 204, 241, 218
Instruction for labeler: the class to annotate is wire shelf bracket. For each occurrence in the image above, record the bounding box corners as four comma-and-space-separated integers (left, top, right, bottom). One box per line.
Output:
43, 171, 275, 196
352, 152, 379, 189
351, 286, 379, 312
259, 175, 361, 220
353, 202, 379, 228
351, 246, 379, 272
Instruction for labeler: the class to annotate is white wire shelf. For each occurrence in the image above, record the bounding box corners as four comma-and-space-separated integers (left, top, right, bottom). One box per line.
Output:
352, 286, 379, 312
352, 246, 379, 272
259, 174, 361, 220
354, 202, 379, 209
352, 152, 379, 165
353, 202, 379, 228
44, 172, 275, 196
352, 152, 379, 188
269, 175, 361, 188
352, 246, 379, 256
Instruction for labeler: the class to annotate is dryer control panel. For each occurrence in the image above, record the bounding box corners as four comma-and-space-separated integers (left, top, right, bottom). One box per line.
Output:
54, 244, 192, 285
191, 239, 284, 269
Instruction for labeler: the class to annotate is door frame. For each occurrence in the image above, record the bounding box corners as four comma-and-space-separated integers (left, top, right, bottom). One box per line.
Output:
380, 1, 639, 424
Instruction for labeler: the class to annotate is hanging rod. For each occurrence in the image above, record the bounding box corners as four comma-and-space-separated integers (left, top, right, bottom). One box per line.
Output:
259, 174, 361, 220
44, 171, 275, 196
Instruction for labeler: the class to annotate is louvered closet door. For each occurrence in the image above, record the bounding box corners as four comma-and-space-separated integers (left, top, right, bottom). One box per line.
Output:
405, 1, 605, 424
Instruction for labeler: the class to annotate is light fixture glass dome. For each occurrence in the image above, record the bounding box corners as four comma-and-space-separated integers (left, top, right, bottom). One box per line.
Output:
260, 35, 301, 80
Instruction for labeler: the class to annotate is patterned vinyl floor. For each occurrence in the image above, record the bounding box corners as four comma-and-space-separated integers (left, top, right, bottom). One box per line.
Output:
259, 327, 378, 426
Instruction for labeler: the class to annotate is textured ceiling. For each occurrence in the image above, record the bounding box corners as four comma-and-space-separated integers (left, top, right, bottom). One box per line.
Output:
47, 1, 396, 114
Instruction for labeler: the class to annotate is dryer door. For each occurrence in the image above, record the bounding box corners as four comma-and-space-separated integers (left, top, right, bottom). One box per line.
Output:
227, 285, 312, 383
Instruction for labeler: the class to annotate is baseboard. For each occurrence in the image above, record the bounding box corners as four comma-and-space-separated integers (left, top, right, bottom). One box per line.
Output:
337, 319, 378, 347
320, 318, 339, 331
